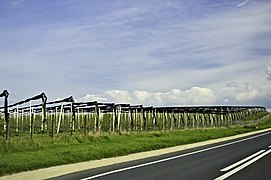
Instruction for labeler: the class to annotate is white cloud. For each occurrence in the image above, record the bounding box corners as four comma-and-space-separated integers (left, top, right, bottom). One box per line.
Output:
220, 80, 271, 107
185, 87, 216, 105
80, 87, 216, 106
81, 94, 107, 102
78, 82, 269, 107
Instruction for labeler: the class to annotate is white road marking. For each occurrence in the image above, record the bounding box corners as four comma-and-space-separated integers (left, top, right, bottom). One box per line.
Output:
220, 150, 265, 172
215, 149, 271, 180
80, 132, 270, 180
269, 145, 271, 148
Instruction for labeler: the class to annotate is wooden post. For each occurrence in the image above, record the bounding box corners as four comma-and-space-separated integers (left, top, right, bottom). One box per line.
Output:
62, 107, 65, 130
128, 108, 132, 131
3, 90, 9, 142
162, 111, 166, 132
31, 110, 36, 139
229, 112, 233, 125
94, 102, 99, 132
41, 94, 47, 133
152, 109, 156, 130
112, 106, 117, 131
192, 113, 195, 129
205, 113, 209, 127
200, 113, 205, 128
84, 114, 87, 135
98, 108, 102, 132
140, 108, 143, 131
29, 101, 34, 139
51, 113, 55, 138
29, 101, 32, 135
156, 112, 159, 130
184, 112, 187, 129
55, 106, 58, 130
112, 110, 115, 132
170, 111, 174, 131
77, 108, 80, 130
109, 111, 112, 133
117, 106, 121, 131
147, 110, 151, 130
41, 105, 44, 132
134, 109, 138, 130
141, 107, 146, 131
21, 109, 24, 131
16, 105, 19, 133
195, 113, 199, 129
187, 112, 191, 128
216, 113, 219, 127
220, 111, 224, 127
70, 101, 75, 136
57, 103, 64, 133
210, 113, 213, 127
177, 113, 181, 129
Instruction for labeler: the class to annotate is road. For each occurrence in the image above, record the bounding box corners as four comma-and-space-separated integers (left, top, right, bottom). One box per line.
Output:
50, 131, 271, 180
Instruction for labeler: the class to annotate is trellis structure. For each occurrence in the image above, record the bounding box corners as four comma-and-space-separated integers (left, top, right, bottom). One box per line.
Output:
0, 92, 268, 139
0, 92, 47, 140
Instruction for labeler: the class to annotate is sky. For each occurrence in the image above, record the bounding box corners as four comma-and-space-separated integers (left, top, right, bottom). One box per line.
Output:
0, 0, 271, 107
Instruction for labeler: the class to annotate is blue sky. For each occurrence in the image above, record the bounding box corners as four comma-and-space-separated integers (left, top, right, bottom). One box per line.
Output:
0, 0, 271, 107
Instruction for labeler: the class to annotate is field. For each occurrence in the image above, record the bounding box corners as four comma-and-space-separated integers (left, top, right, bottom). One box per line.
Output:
0, 112, 270, 176
0, 93, 270, 176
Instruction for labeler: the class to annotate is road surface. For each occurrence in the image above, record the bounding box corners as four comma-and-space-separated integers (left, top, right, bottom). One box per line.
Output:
51, 131, 271, 180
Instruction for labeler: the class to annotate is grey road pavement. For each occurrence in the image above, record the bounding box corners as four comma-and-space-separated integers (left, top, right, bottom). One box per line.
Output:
51, 130, 271, 180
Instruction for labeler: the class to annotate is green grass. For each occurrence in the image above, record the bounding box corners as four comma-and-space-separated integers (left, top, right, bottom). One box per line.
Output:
0, 114, 271, 176
241, 112, 269, 121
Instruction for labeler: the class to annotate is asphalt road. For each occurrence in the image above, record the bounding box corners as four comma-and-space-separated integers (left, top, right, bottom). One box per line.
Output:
51, 131, 271, 180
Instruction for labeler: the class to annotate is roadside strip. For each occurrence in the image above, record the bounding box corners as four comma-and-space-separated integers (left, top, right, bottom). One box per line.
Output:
1, 128, 271, 180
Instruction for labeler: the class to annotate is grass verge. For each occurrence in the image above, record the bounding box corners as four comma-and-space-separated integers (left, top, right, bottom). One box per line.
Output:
241, 111, 269, 121
0, 114, 271, 176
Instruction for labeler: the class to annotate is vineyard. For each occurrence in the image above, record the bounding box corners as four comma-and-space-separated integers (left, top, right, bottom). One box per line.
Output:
0, 90, 267, 141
